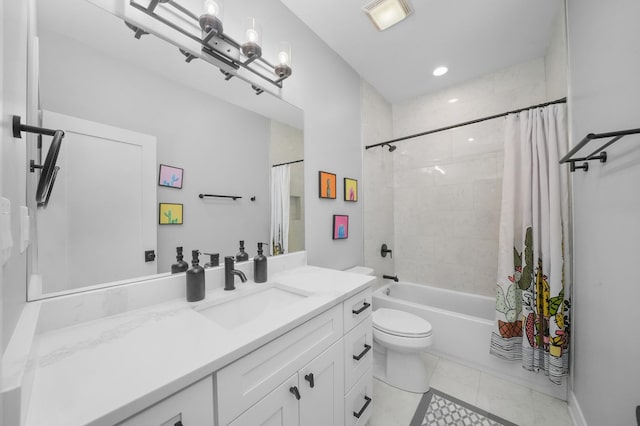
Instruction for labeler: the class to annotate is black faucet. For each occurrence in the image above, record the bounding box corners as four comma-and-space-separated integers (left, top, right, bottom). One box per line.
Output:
224, 256, 247, 290
382, 274, 399, 282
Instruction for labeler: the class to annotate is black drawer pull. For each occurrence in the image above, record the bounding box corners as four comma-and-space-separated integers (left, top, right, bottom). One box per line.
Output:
352, 302, 371, 315
289, 386, 301, 400
353, 395, 372, 419
353, 344, 372, 361
304, 373, 315, 388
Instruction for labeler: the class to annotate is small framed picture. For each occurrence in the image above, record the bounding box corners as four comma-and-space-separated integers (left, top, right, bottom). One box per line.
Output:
333, 215, 349, 240
319, 171, 337, 199
159, 203, 183, 225
158, 164, 184, 189
344, 178, 358, 202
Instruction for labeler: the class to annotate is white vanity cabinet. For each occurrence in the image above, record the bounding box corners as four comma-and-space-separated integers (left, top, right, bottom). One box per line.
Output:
216, 288, 373, 426
117, 376, 214, 426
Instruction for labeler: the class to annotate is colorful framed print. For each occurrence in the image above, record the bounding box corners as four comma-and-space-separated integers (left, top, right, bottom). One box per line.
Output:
319, 171, 337, 199
333, 215, 349, 240
344, 178, 358, 202
158, 164, 184, 189
159, 203, 183, 225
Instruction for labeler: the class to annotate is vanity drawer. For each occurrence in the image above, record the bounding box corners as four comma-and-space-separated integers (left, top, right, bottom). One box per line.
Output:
344, 316, 373, 393
216, 304, 343, 425
117, 376, 214, 426
344, 367, 373, 426
343, 289, 372, 333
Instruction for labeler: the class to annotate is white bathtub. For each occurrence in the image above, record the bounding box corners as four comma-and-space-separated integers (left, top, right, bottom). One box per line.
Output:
372, 282, 567, 399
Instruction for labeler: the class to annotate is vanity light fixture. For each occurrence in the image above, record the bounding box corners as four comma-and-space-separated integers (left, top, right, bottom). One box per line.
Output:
127, 0, 293, 95
363, 0, 413, 31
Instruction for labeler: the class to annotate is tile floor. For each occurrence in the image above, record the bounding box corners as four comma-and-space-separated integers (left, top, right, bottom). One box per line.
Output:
369, 352, 573, 426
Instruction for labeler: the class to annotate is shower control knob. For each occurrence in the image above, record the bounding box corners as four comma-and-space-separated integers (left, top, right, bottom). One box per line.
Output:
381, 243, 392, 258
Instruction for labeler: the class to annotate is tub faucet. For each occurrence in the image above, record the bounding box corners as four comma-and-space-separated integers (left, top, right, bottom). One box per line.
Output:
382, 274, 399, 282
224, 256, 247, 291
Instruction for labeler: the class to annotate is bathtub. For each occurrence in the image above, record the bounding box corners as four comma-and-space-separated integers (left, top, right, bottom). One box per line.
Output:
372, 282, 567, 399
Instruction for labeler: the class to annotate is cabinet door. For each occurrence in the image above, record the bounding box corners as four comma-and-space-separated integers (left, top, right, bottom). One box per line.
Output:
299, 340, 345, 426
117, 376, 214, 426
228, 374, 299, 426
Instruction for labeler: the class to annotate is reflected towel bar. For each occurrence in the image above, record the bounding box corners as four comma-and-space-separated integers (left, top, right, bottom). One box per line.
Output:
199, 194, 242, 200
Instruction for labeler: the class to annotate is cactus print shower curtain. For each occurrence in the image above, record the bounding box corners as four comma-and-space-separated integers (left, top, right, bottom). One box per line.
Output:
490, 104, 570, 385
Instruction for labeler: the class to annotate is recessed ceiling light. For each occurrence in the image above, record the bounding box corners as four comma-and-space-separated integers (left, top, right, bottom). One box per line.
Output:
448, 98, 458, 103
433, 66, 448, 77
363, 0, 413, 31
468, 137, 475, 142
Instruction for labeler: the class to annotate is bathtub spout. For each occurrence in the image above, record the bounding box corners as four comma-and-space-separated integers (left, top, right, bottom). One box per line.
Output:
383, 274, 399, 282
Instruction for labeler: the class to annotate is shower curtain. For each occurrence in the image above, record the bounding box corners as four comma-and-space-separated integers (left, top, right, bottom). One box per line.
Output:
270, 165, 290, 256
490, 104, 570, 385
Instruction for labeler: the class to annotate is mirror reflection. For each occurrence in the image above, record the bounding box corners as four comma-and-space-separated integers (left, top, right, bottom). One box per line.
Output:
31, 0, 304, 299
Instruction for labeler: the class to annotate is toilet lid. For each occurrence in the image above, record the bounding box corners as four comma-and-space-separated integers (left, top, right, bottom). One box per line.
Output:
373, 308, 432, 337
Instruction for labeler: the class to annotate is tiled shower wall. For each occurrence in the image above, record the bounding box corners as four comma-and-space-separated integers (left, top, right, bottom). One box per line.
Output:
391, 58, 550, 297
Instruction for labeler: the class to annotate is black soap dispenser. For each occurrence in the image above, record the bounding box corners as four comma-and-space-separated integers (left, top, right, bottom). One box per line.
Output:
171, 246, 189, 274
236, 240, 249, 262
186, 250, 205, 302
253, 242, 268, 283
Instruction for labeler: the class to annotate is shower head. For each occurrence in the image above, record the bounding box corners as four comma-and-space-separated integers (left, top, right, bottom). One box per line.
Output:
382, 143, 396, 152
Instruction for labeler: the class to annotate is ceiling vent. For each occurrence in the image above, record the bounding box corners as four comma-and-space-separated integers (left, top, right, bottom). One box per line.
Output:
363, 0, 413, 31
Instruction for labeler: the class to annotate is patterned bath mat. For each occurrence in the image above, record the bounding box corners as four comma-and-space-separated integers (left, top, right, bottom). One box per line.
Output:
409, 388, 518, 426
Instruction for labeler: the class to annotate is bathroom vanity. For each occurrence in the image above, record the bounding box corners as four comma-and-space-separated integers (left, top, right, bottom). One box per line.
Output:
3, 253, 374, 426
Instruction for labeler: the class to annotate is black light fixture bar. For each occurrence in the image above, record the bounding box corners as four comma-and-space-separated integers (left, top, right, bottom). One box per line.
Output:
128, 0, 289, 90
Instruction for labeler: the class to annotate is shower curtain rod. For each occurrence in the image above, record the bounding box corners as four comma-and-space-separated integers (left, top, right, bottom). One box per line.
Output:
364, 97, 567, 150
272, 159, 304, 167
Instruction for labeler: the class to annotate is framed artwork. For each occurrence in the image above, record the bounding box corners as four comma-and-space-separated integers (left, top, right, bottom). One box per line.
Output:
333, 215, 349, 240
319, 171, 337, 199
159, 203, 183, 225
344, 178, 358, 202
158, 164, 184, 189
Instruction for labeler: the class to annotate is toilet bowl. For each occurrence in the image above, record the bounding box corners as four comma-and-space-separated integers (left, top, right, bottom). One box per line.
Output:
343, 266, 433, 393
372, 308, 433, 393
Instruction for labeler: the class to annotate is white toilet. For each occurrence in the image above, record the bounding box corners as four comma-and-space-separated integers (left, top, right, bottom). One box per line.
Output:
345, 266, 434, 393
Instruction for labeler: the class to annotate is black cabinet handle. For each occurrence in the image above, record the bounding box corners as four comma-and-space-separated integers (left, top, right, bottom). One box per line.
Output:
289, 386, 301, 400
304, 373, 315, 388
353, 344, 372, 361
353, 395, 372, 419
352, 302, 371, 315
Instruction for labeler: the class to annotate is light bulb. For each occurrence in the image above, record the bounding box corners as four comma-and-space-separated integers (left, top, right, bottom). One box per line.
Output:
278, 51, 289, 65
204, 0, 219, 16
246, 28, 258, 43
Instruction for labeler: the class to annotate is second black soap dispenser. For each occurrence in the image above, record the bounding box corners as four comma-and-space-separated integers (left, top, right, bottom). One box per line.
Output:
171, 246, 189, 274
236, 240, 249, 262
186, 250, 205, 302
253, 242, 268, 283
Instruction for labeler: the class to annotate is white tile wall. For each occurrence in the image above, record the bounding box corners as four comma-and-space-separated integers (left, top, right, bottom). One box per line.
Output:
361, 59, 554, 297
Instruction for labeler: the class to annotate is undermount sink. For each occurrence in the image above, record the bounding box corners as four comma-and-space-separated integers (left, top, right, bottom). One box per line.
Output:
197, 286, 308, 329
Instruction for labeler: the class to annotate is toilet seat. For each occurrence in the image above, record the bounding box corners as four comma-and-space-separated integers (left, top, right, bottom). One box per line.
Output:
373, 308, 432, 338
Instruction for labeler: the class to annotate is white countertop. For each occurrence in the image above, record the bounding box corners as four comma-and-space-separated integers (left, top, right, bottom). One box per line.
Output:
23, 265, 373, 426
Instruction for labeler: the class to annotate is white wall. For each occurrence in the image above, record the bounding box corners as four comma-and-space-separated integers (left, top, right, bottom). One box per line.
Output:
361, 81, 394, 288
2, 0, 28, 351
39, 31, 271, 278
567, 0, 640, 424
390, 59, 548, 296
545, 2, 568, 101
